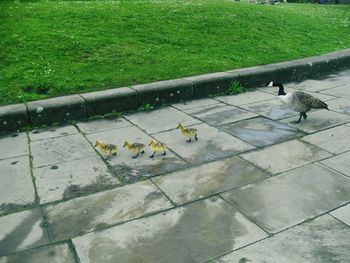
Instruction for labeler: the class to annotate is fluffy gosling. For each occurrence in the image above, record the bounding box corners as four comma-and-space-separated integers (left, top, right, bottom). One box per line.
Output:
123, 141, 146, 159
95, 140, 118, 161
148, 139, 167, 158
176, 123, 198, 142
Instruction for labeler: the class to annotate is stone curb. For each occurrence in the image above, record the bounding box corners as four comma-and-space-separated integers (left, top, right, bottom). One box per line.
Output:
0, 48, 349, 133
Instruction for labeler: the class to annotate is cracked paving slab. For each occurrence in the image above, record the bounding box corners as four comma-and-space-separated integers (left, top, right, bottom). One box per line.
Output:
152, 156, 269, 205
0, 209, 50, 256
241, 139, 331, 174
33, 156, 120, 204
72, 197, 267, 263
221, 163, 350, 233
0, 156, 35, 215
86, 126, 188, 181
44, 180, 173, 242
0, 133, 28, 160
152, 123, 254, 165
217, 214, 350, 263
0, 243, 76, 263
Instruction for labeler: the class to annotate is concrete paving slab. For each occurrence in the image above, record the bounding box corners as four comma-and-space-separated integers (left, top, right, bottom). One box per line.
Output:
320, 85, 350, 99
34, 156, 120, 204
326, 98, 350, 116
44, 180, 173, 242
302, 125, 350, 154
321, 151, 350, 178
330, 204, 350, 227
0, 156, 35, 214
29, 125, 77, 141
0, 243, 76, 263
72, 197, 267, 263
241, 139, 331, 174
86, 126, 188, 181
215, 90, 275, 106
153, 156, 269, 205
172, 98, 220, 110
291, 79, 342, 92
222, 163, 350, 233
0, 133, 28, 160
184, 104, 257, 126
31, 134, 96, 168
217, 215, 350, 263
280, 110, 350, 134
241, 98, 298, 120
220, 117, 304, 147
152, 123, 254, 165
125, 107, 200, 134
0, 209, 50, 256
76, 117, 132, 134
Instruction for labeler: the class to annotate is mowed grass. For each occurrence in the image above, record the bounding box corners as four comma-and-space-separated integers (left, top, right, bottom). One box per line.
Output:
1, 1, 350, 105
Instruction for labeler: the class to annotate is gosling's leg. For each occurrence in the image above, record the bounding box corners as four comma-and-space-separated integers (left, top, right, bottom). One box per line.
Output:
195, 134, 198, 141
141, 150, 145, 154
291, 113, 302, 124
162, 151, 166, 156
187, 137, 191, 143
302, 112, 307, 120
150, 152, 156, 158
132, 152, 139, 159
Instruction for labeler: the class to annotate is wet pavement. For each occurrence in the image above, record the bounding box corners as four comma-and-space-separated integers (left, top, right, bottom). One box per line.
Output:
1, 69, 350, 262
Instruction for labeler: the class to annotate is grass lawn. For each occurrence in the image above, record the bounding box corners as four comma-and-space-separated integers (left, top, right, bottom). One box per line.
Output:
1, 0, 350, 106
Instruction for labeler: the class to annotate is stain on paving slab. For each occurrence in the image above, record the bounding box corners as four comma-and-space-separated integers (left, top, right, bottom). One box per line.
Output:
29, 125, 78, 141
72, 197, 267, 263
241, 139, 331, 174
222, 163, 350, 233
0, 156, 35, 215
86, 126, 188, 180
76, 117, 132, 134
44, 180, 173, 242
153, 123, 254, 165
217, 215, 350, 263
330, 204, 350, 227
0, 209, 50, 256
30, 134, 97, 168
153, 156, 269, 205
220, 117, 304, 147
33, 156, 120, 204
0, 133, 28, 160
0, 243, 75, 263
184, 103, 257, 126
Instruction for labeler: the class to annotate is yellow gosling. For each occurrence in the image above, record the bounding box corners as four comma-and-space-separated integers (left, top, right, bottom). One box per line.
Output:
95, 140, 118, 161
176, 123, 198, 142
148, 139, 167, 158
123, 141, 146, 159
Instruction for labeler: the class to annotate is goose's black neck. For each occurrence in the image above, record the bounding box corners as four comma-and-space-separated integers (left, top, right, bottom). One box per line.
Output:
277, 84, 286, 96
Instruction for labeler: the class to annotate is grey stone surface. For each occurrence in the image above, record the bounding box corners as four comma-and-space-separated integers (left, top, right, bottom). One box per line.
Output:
184, 103, 257, 126
31, 134, 96, 168
302, 125, 350, 154
76, 117, 132, 134
291, 79, 342, 92
0, 156, 34, 214
172, 98, 220, 110
125, 106, 201, 134
0, 133, 28, 160
0, 104, 28, 134
281, 110, 350, 134
132, 79, 193, 106
241, 139, 331, 174
27, 95, 86, 126
0, 243, 76, 263
44, 180, 173, 241
29, 125, 78, 141
0, 209, 50, 256
153, 156, 269, 205
220, 117, 304, 147
222, 163, 350, 233
320, 85, 350, 99
73, 197, 267, 263
34, 156, 120, 204
330, 204, 350, 227
217, 215, 350, 263
321, 151, 350, 178
81, 87, 138, 117
86, 126, 188, 180
152, 123, 254, 165
326, 98, 350, 115
216, 90, 275, 106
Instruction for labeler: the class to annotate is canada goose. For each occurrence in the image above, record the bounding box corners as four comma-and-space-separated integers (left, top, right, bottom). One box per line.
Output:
95, 140, 118, 161
267, 81, 329, 123
123, 141, 145, 159
176, 123, 198, 142
148, 139, 167, 158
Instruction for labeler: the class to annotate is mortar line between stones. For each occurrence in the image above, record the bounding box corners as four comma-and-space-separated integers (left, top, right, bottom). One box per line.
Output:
149, 178, 177, 207
328, 213, 350, 228
68, 239, 81, 263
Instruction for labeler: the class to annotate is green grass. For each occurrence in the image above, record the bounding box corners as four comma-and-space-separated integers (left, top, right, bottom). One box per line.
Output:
1, 0, 350, 105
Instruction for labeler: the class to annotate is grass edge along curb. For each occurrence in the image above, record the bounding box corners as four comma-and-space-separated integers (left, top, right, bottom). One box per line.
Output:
1, 48, 350, 134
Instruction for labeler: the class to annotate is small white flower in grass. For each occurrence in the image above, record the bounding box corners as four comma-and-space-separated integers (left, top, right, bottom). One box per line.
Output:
156, 98, 159, 101
3, 121, 7, 125
66, 113, 70, 116
177, 90, 180, 94
170, 93, 173, 97
36, 106, 44, 114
